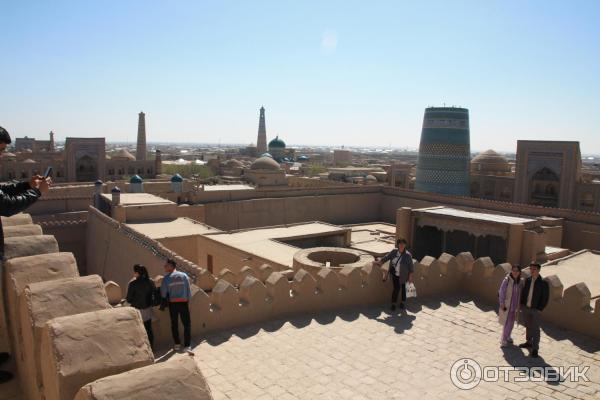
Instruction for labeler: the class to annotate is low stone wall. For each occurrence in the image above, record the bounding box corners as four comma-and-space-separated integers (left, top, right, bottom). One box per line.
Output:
122, 250, 598, 348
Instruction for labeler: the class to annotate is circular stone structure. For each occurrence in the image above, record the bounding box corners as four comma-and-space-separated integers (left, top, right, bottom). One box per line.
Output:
293, 247, 374, 276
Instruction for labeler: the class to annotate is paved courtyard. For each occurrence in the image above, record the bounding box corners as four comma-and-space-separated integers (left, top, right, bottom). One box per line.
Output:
194, 297, 600, 400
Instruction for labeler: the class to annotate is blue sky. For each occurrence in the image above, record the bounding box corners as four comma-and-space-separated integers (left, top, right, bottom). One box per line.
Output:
1, 1, 599, 153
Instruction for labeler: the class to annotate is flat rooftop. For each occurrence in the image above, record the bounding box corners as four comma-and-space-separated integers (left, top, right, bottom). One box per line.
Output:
543, 250, 600, 301
417, 206, 537, 225
194, 297, 600, 400
347, 223, 396, 256
204, 222, 348, 267
203, 184, 254, 192
126, 218, 219, 240
101, 193, 174, 206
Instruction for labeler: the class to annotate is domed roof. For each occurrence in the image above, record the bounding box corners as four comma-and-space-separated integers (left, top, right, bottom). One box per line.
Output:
365, 174, 377, 181
471, 149, 510, 174
261, 152, 273, 158
226, 159, 243, 168
112, 148, 136, 161
22, 158, 37, 164
1, 152, 17, 159
130, 175, 143, 183
268, 136, 286, 149
171, 173, 184, 183
250, 156, 281, 171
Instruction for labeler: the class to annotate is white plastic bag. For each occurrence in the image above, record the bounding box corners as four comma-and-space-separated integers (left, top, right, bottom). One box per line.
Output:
406, 282, 417, 298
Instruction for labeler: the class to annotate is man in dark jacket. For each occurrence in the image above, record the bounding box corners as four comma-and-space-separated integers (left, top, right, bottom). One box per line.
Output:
0, 127, 50, 258
375, 238, 414, 311
518, 262, 549, 358
0, 126, 50, 384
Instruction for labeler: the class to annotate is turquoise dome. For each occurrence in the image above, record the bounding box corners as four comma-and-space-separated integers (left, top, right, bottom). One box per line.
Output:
268, 136, 286, 149
130, 175, 143, 184
171, 173, 184, 183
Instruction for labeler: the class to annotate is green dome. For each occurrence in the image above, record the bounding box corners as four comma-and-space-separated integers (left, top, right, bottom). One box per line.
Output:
130, 175, 143, 184
171, 173, 184, 183
268, 136, 286, 149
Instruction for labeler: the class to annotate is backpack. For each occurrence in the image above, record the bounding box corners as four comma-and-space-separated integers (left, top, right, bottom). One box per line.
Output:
151, 282, 162, 307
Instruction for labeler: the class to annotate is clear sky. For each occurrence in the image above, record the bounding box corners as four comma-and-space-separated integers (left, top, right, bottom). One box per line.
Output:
1, 1, 599, 153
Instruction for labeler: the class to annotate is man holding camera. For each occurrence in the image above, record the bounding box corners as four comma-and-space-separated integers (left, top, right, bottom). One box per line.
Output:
0, 126, 51, 384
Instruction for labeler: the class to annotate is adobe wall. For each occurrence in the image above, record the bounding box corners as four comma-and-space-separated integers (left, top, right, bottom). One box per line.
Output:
26, 197, 92, 215
462, 256, 600, 339
204, 192, 381, 230
196, 235, 288, 277
148, 252, 600, 348
562, 220, 600, 250
86, 206, 202, 290
157, 236, 199, 267
175, 204, 206, 222
30, 212, 87, 272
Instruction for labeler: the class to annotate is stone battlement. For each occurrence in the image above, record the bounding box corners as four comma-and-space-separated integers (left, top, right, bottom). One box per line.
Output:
0, 213, 213, 400
107, 250, 599, 348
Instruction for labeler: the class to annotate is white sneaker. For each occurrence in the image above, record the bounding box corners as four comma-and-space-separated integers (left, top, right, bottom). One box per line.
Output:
184, 346, 194, 355
173, 344, 182, 352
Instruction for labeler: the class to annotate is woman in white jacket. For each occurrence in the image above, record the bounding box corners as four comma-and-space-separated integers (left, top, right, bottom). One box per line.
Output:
498, 265, 523, 347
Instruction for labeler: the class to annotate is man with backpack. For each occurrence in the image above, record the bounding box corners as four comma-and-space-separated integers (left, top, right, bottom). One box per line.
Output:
160, 259, 193, 354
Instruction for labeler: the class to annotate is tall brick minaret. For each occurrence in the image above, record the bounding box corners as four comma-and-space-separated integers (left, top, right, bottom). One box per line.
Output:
136, 111, 147, 160
49, 130, 55, 151
256, 106, 267, 154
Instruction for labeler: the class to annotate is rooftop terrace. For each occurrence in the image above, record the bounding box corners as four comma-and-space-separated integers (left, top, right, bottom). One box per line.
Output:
544, 250, 600, 304
126, 218, 219, 239
194, 297, 600, 400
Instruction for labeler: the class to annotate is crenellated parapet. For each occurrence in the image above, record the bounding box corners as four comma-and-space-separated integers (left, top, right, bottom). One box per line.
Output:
144, 251, 494, 346
1, 213, 213, 400
460, 253, 600, 339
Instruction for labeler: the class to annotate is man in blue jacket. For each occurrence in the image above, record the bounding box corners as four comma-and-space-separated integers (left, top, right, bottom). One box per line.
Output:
160, 259, 192, 353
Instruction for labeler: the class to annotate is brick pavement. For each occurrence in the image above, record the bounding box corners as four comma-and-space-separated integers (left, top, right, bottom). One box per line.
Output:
194, 296, 600, 400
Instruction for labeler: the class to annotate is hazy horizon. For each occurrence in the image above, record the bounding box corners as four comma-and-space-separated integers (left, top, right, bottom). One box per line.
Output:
2, 1, 599, 153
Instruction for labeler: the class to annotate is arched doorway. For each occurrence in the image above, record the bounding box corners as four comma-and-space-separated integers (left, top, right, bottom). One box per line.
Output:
530, 167, 559, 207
76, 155, 98, 182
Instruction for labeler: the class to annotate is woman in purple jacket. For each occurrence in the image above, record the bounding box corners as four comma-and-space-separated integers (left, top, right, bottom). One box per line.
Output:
498, 265, 523, 347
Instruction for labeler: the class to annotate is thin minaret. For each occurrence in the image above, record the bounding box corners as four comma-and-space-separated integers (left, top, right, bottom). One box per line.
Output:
49, 131, 55, 151
136, 111, 147, 161
257, 106, 267, 154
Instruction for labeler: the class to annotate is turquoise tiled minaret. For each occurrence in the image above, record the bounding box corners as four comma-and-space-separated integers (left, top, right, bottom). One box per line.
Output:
415, 107, 471, 196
